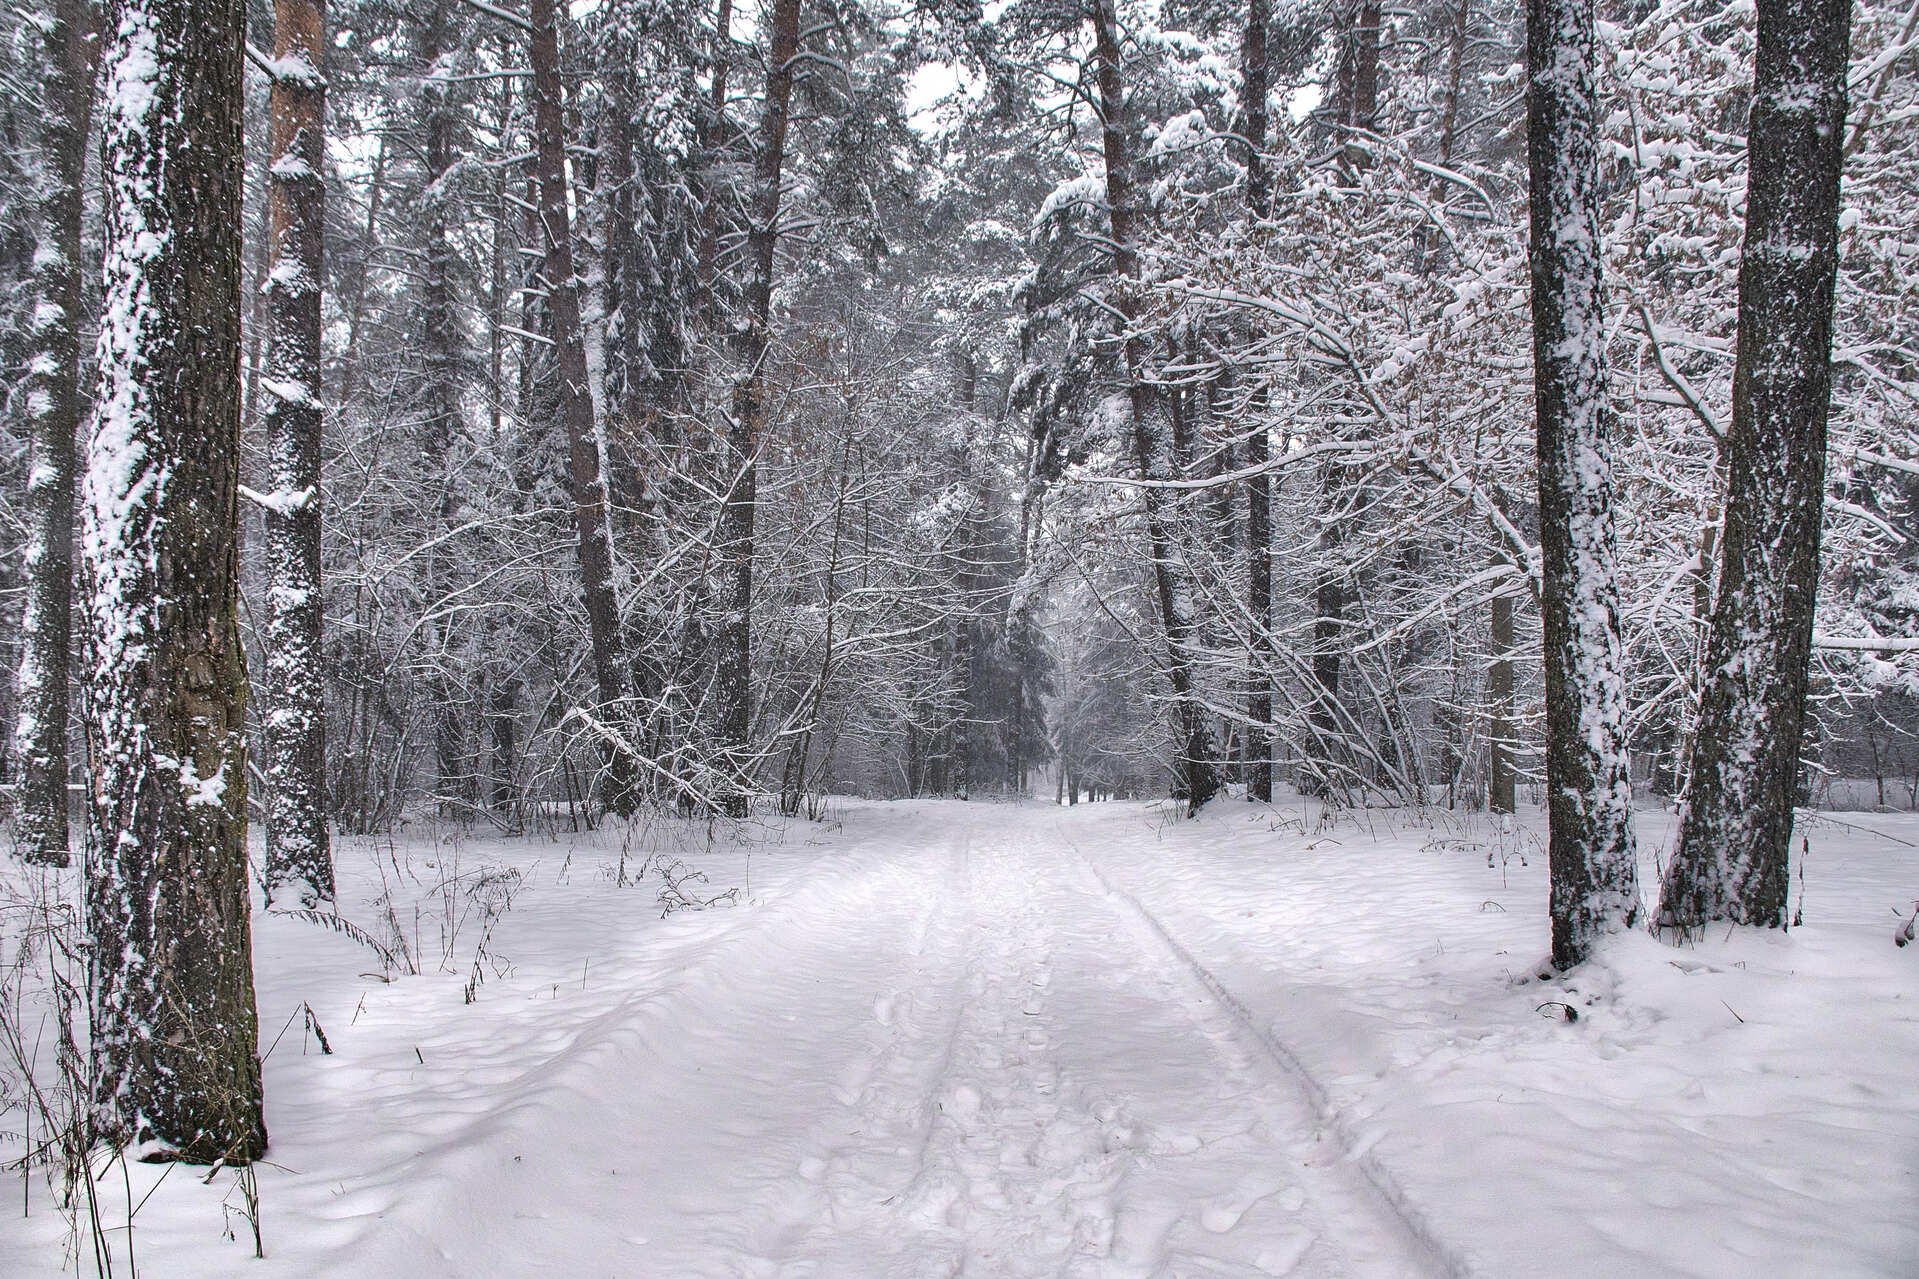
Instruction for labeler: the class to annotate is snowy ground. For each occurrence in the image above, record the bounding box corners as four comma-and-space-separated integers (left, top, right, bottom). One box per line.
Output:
2, 795, 1916, 1276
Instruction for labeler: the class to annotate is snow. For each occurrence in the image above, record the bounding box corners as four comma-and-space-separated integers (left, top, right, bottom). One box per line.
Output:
3, 798, 1916, 1275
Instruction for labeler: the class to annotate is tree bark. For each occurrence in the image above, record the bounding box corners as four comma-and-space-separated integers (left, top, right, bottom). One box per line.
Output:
1658, 0, 1851, 930
1091, 0, 1220, 814
13, 0, 96, 867
1489, 580, 1516, 815
530, 0, 637, 813
1241, 0, 1274, 802
84, 0, 265, 1162
714, 0, 801, 816
259, 0, 334, 907
693, 0, 735, 329
1526, 0, 1640, 967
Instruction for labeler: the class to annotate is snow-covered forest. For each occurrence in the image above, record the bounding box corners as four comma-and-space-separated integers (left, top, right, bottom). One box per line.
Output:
2, 0, 1918, 1271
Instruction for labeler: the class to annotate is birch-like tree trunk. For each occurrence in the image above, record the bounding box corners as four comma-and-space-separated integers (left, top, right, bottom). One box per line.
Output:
1658, 0, 1852, 930
1526, 0, 1639, 967
259, 0, 334, 907
84, 0, 265, 1162
12, 0, 95, 868
529, 0, 638, 814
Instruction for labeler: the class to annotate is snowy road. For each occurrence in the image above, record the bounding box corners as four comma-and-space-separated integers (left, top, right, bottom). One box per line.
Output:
306, 803, 1465, 1279
591, 813, 1458, 1278
9, 796, 1916, 1277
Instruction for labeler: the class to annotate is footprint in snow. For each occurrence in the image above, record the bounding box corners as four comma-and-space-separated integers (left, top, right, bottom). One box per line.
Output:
1200, 1171, 1294, 1233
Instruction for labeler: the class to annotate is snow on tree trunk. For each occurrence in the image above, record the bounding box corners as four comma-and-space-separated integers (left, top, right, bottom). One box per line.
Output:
259, 0, 334, 907
1526, 0, 1640, 968
12, 0, 94, 868
714, 0, 801, 817
529, 0, 638, 815
1489, 577, 1517, 816
1658, 0, 1852, 931
83, 0, 266, 1162
1092, 0, 1220, 815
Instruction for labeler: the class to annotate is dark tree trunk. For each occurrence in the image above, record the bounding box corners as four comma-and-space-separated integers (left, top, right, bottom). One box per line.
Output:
1242, 0, 1273, 802
1091, 0, 1220, 814
1526, 0, 1640, 967
13, 0, 95, 868
1242, 0, 1271, 218
602, 49, 645, 431
84, 0, 265, 1162
693, 0, 735, 329
714, 0, 801, 816
530, 0, 637, 813
259, 0, 334, 907
1333, 0, 1382, 170
1659, 0, 1851, 930
1305, 548, 1343, 796
416, 0, 468, 811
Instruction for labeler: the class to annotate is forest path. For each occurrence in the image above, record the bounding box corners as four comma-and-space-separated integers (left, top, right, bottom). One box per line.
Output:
14, 798, 1917, 1278
506, 802, 1457, 1278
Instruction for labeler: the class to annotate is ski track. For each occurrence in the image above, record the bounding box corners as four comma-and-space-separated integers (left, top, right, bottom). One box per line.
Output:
4, 806, 1467, 1277
1065, 831, 1469, 1279
656, 809, 1461, 1278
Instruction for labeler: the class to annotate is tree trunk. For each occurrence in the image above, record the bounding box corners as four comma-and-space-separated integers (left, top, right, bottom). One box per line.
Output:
12, 0, 95, 868
1241, 0, 1273, 802
259, 0, 334, 907
416, 0, 468, 812
84, 0, 266, 1162
714, 0, 801, 816
530, 0, 637, 813
1091, 0, 1220, 814
1526, 0, 1640, 967
1658, 0, 1851, 930
1489, 580, 1516, 815
693, 0, 735, 329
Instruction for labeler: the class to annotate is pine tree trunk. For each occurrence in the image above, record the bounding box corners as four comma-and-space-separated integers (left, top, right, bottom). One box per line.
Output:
84, 0, 266, 1162
714, 0, 801, 817
530, 0, 637, 813
1242, 0, 1273, 802
1658, 0, 1851, 930
13, 0, 95, 868
693, 0, 734, 329
1091, 0, 1220, 814
1526, 0, 1640, 967
260, 0, 334, 907
416, 0, 467, 811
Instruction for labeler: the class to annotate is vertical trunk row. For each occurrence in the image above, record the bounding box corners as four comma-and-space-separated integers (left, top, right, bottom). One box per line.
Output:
1091, 0, 1220, 813
1659, 0, 1852, 930
13, 0, 95, 867
1526, 0, 1640, 967
84, 0, 265, 1162
529, 0, 638, 814
259, 0, 334, 907
713, 0, 802, 816
1243, 0, 1274, 803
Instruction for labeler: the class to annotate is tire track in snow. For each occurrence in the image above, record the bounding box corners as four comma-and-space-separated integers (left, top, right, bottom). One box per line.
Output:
1066, 832, 1473, 1279
774, 824, 1155, 1276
